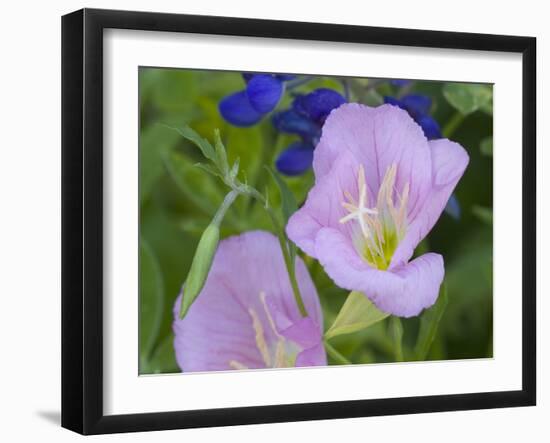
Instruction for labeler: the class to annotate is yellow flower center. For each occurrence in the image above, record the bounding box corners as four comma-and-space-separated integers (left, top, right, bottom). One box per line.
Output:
339, 164, 409, 270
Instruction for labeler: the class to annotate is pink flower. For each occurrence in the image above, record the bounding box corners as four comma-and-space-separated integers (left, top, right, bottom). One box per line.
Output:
173, 231, 326, 372
286, 104, 469, 317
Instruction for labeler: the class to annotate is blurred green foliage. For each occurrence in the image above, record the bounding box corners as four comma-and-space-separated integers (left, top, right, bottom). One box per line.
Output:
138, 68, 493, 374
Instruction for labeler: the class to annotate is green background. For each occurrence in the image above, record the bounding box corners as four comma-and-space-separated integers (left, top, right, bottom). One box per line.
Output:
138, 68, 493, 374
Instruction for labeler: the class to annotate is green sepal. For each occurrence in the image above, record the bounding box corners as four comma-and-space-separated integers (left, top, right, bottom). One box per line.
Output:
325, 291, 389, 340
414, 284, 448, 360
179, 224, 220, 319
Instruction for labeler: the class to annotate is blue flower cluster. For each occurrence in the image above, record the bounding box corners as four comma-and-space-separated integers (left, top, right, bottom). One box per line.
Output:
390, 79, 412, 87
219, 73, 347, 176
218, 75, 446, 181
383, 94, 442, 140
219, 74, 295, 127
383, 91, 460, 219
384, 93, 461, 218
219, 74, 460, 219
273, 88, 346, 175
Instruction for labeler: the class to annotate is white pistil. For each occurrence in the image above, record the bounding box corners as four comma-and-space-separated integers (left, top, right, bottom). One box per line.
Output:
339, 163, 409, 269
339, 165, 378, 238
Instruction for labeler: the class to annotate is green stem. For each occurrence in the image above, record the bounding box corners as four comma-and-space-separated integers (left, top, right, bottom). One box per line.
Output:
389, 316, 404, 362
286, 76, 315, 91
212, 190, 239, 227
246, 188, 308, 318
247, 127, 274, 204
396, 81, 414, 99
162, 152, 243, 230
442, 111, 465, 138
365, 78, 385, 91
269, 210, 308, 318
283, 243, 307, 317
324, 341, 352, 365
341, 78, 351, 101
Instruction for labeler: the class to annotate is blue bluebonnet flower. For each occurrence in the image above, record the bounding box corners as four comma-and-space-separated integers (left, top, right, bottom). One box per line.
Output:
219, 74, 295, 127
384, 94, 442, 140
444, 193, 461, 220
274, 88, 346, 176
384, 94, 462, 219
385, 94, 463, 219
390, 79, 412, 87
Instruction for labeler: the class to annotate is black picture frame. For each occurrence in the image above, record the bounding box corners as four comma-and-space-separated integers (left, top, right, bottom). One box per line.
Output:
61, 8, 537, 435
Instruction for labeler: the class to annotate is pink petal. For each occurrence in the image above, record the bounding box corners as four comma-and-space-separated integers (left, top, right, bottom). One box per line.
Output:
280, 317, 322, 350
391, 138, 469, 267
286, 151, 366, 259
173, 231, 325, 372
313, 103, 433, 219
315, 227, 444, 317
375, 253, 444, 317
173, 287, 263, 372
296, 342, 327, 367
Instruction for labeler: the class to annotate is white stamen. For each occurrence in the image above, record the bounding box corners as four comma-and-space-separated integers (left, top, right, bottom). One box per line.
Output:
229, 360, 249, 370
259, 292, 284, 341
249, 307, 272, 367
229, 291, 300, 370
339, 164, 378, 239
339, 163, 409, 269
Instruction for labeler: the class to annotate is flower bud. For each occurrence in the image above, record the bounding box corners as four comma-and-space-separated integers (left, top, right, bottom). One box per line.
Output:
179, 223, 220, 319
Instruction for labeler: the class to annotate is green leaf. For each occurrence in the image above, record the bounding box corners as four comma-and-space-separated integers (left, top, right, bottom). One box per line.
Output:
194, 162, 223, 179
442, 83, 493, 116
139, 124, 180, 205
266, 167, 300, 261
230, 157, 240, 180
145, 334, 179, 374
267, 167, 298, 224
480, 136, 493, 157
443, 229, 492, 352
163, 150, 223, 215
324, 341, 352, 365
149, 69, 198, 115
389, 317, 404, 362
179, 190, 238, 319
325, 291, 389, 340
414, 284, 448, 360
179, 217, 211, 235
213, 129, 229, 176
472, 205, 493, 225
179, 224, 220, 319
140, 203, 197, 343
225, 125, 263, 188
480, 98, 493, 116
139, 239, 164, 366
172, 125, 217, 163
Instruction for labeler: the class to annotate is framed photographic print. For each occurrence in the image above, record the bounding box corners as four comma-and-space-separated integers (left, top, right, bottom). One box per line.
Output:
61, 8, 536, 435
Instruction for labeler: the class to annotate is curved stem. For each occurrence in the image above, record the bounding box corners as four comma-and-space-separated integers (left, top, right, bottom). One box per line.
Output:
324, 341, 351, 365
341, 78, 351, 101
245, 188, 308, 318
212, 190, 239, 226
286, 76, 315, 91
268, 209, 308, 318
442, 111, 465, 139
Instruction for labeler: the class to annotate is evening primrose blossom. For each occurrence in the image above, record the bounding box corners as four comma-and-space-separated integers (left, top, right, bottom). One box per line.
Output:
286, 103, 469, 317
173, 231, 326, 372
